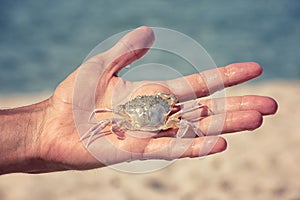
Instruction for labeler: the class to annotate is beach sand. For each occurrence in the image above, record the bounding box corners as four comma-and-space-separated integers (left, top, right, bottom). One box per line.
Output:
0, 81, 299, 200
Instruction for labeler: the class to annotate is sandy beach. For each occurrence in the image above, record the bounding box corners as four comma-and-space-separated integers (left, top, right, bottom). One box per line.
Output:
0, 81, 299, 200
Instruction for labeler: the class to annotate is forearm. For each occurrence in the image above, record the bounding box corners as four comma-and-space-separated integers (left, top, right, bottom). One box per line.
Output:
0, 101, 47, 175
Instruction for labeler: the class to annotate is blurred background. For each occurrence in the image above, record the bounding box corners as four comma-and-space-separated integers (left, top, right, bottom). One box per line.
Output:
0, 0, 300, 200
0, 0, 299, 93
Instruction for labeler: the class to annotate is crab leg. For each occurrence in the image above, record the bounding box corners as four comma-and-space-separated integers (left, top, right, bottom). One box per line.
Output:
174, 99, 214, 119
168, 104, 206, 122
88, 108, 113, 122
178, 119, 204, 137
175, 119, 190, 137
80, 123, 102, 141
175, 103, 208, 115
158, 92, 177, 103
111, 124, 126, 140
80, 119, 111, 147
164, 117, 204, 138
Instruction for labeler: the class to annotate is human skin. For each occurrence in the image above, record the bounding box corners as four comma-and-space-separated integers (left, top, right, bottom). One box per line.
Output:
0, 26, 277, 175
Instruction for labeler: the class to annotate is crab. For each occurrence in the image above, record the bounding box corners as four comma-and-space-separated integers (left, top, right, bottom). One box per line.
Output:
80, 92, 209, 146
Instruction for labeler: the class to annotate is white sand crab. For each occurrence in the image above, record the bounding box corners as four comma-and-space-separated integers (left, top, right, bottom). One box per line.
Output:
80, 92, 209, 146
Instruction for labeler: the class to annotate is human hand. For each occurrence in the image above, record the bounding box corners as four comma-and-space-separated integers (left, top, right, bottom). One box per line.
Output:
0, 26, 277, 174
36, 26, 277, 172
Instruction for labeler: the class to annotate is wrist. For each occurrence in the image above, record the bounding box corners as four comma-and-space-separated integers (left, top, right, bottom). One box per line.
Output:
0, 99, 49, 174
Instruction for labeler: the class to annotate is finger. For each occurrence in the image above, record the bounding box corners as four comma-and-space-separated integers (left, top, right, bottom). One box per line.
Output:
142, 136, 227, 160
88, 26, 155, 76
197, 110, 263, 136
204, 95, 278, 115
166, 62, 263, 101
180, 95, 278, 120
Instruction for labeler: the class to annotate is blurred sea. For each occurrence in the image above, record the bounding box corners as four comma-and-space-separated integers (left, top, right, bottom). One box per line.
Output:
0, 0, 299, 93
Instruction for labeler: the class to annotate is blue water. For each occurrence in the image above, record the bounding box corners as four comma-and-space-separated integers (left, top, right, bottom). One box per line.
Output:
0, 0, 299, 93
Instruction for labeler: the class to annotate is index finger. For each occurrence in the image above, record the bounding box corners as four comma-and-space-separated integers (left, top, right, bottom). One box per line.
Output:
166, 62, 262, 101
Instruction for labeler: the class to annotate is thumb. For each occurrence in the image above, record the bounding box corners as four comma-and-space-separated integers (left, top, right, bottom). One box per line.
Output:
90, 26, 155, 76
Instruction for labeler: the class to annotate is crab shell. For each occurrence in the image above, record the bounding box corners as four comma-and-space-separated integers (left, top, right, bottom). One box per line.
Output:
115, 93, 178, 131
